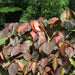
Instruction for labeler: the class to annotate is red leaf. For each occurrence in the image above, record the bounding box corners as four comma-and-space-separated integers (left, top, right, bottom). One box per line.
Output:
34, 20, 41, 31
31, 21, 35, 31
49, 17, 58, 24
45, 67, 51, 72
30, 30, 38, 41
31, 20, 44, 32
55, 35, 62, 43
18, 22, 29, 32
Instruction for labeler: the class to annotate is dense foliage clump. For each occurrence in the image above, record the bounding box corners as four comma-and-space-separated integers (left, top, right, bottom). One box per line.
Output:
0, 10, 75, 75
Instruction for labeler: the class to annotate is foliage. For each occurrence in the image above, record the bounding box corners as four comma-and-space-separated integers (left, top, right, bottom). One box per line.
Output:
0, 9, 75, 75
0, 0, 70, 24
19, 0, 70, 22
0, 7, 22, 13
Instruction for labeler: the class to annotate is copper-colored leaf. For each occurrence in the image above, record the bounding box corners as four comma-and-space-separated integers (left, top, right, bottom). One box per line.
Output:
31, 61, 37, 74
23, 52, 31, 61
38, 65, 43, 73
34, 20, 41, 32
65, 47, 74, 58
30, 30, 38, 41
59, 42, 66, 56
52, 56, 58, 71
45, 67, 51, 72
49, 17, 58, 24
11, 45, 21, 57
39, 58, 48, 68
15, 59, 24, 71
0, 52, 4, 60
18, 22, 29, 32
31, 20, 43, 32
10, 36, 20, 46
38, 32, 46, 44
1, 26, 9, 38
3, 46, 12, 59
9, 22, 19, 35
41, 38, 56, 55
54, 68, 61, 75
32, 50, 39, 61
20, 42, 30, 54
24, 61, 32, 75
42, 72, 48, 75
55, 35, 62, 43
8, 63, 19, 75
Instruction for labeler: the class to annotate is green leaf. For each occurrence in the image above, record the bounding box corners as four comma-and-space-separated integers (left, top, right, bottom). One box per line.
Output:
25, 40, 32, 46
69, 58, 75, 67
0, 7, 22, 13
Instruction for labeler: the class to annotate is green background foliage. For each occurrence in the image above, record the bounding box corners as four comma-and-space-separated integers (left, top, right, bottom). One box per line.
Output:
0, 0, 75, 25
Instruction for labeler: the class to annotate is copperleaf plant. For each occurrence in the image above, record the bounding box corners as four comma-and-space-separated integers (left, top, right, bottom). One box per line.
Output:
0, 10, 75, 75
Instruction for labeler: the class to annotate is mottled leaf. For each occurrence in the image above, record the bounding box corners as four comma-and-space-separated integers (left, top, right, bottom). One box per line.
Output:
21, 24, 32, 33
9, 22, 19, 35
42, 72, 48, 75
31, 61, 37, 74
30, 30, 38, 41
31, 20, 44, 32
38, 32, 46, 44
65, 47, 73, 58
8, 63, 19, 75
15, 59, 27, 71
24, 61, 32, 75
52, 56, 58, 71
41, 38, 56, 55
1, 26, 9, 38
58, 58, 63, 65
20, 42, 30, 53
32, 50, 39, 61
11, 45, 21, 57
10, 36, 20, 46
3, 46, 12, 59
39, 58, 48, 68
23, 52, 31, 61
18, 22, 29, 32
38, 65, 43, 73
54, 68, 61, 75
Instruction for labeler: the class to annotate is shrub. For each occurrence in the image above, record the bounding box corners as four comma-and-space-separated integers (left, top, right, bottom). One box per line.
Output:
0, 10, 75, 75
